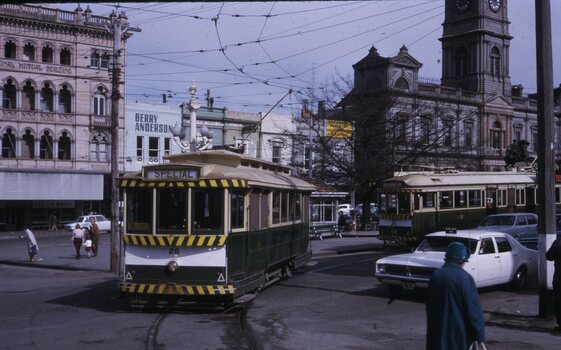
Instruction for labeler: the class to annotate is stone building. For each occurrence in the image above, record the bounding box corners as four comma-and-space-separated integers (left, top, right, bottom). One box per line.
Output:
0, 4, 137, 230
340, 0, 561, 173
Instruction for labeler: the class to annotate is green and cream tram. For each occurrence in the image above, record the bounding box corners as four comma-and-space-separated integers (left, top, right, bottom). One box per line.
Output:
377, 170, 542, 243
118, 150, 315, 303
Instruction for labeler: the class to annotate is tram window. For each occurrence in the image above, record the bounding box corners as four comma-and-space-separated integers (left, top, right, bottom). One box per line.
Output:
157, 188, 187, 233
295, 193, 301, 220
126, 188, 153, 234
556, 188, 560, 204
454, 190, 467, 208
288, 192, 295, 221
398, 193, 410, 213
497, 189, 507, 206
231, 190, 244, 229
469, 190, 482, 207
192, 189, 223, 233
516, 189, 526, 205
414, 194, 421, 210
423, 193, 435, 208
273, 191, 281, 224
439, 191, 453, 209
379, 194, 388, 213
282, 192, 289, 222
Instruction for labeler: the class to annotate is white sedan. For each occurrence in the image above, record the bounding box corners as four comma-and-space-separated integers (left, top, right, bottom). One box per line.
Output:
64, 214, 111, 233
374, 229, 537, 297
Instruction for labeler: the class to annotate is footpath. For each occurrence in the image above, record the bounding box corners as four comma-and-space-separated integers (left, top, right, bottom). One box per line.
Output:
0, 228, 556, 332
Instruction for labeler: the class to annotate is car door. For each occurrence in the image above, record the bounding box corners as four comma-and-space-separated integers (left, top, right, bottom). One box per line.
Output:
513, 215, 527, 235
476, 237, 501, 287
95, 215, 110, 231
494, 236, 515, 283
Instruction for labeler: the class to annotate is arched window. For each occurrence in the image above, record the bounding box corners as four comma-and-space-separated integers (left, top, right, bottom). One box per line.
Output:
2, 128, 17, 158
490, 47, 500, 76
40, 130, 54, 159
420, 116, 431, 144
454, 47, 469, 77
2, 79, 17, 109
58, 131, 71, 160
442, 118, 454, 147
42, 45, 53, 63
58, 84, 71, 113
40, 83, 54, 111
21, 129, 35, 159
90, 131, 110, 162
491, 121, 502, 150
22, 81, 36, 111
394, 77, 409, 90
23, 43, 35, 61
464, 120, 474, 148
93, 87, 106, 116
4, 40, 16, 59
60, 47, 71, 65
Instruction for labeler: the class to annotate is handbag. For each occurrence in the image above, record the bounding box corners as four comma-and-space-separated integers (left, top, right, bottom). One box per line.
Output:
469, 342, 487, 350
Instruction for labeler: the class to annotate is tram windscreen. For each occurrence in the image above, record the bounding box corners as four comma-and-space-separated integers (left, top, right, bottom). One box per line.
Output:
157, 188, 187, 234
126, 188, 152, 234
192, 189, 223, 234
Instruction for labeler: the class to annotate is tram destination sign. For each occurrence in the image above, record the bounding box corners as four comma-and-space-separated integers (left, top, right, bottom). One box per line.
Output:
144, 168, 199, 181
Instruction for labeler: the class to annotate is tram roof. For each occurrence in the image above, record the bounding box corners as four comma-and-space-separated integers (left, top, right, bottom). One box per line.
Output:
383, 171, 536, 188
121, 150, 316, 191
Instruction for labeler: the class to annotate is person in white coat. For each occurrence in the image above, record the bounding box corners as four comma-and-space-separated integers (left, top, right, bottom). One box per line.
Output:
20, 225, 38, 262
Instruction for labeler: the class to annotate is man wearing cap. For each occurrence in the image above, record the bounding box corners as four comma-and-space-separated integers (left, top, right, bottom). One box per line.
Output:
426, 242, 485, 350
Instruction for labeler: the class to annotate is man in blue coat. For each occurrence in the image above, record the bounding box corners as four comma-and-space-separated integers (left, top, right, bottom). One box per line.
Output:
426, 242, 486, 350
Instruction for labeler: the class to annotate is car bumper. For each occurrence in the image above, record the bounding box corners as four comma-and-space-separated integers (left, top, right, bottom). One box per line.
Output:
374, 273, 431, 288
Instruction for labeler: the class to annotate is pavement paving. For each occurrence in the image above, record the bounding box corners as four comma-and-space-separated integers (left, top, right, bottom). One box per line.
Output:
0, 228, 557, 332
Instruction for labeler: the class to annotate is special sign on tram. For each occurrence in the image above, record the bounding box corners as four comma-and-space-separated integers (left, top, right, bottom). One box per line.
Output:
144, 168, 199, 180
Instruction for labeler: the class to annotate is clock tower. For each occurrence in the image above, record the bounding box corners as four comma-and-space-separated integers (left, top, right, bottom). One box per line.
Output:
440, 0, 512, 98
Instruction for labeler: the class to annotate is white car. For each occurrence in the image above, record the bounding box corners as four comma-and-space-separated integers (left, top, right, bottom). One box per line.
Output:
64, 214, 111, 233
477, 213, 538, 236
338, 204, 353, 216
374, 229, 537, 297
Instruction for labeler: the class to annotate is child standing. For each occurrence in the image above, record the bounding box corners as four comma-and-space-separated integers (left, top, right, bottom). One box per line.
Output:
83, 238, 93, 258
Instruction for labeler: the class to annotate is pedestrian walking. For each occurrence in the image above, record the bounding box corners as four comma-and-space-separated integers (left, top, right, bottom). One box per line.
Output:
20, 225, 38, 262
71, 224, 85, 259
49, 213, 58, 231
426, 242, 485, 350
89, 218, 100, 257
546, 236, 561, 332
350, 211, 357, 236
338, 211, 346, 232
83, 238, 93, 258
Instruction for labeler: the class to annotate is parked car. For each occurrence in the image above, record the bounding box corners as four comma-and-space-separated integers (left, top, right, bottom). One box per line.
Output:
337, 204, 353, 216
64, 214, 111, 233
477, 213, 538, 236
513, 213, 561, 249
374, 229, 538, 297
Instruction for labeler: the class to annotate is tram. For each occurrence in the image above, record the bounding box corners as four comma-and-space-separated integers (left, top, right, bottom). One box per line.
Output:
117, 150, 315, 303
376, 169, 554, 243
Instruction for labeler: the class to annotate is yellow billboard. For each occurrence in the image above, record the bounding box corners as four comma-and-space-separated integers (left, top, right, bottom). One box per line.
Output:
326, 120, 353, 138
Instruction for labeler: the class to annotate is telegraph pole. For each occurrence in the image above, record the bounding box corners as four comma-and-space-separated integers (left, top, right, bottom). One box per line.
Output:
535, 0, 556, 319
107, 11, 140, 273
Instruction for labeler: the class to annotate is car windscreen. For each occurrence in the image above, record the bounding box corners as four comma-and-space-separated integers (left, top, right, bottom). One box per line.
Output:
479, 215, 515, 226
417, 236, 478, 255
76, 216, 86, 222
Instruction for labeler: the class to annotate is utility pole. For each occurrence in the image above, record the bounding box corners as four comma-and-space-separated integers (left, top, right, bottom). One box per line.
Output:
535, 0, 556, 319
107, 10, 140, 273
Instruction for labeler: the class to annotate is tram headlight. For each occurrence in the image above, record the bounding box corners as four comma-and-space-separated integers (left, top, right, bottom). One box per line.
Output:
377, 264, 386, 274
167, 260, 179, 273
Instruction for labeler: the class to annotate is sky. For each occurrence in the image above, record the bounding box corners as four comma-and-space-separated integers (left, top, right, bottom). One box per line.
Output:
50, 1, 561, 115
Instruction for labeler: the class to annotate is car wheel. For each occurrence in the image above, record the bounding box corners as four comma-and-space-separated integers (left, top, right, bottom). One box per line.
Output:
511, 266, 527, 290
387, 284, 402, 299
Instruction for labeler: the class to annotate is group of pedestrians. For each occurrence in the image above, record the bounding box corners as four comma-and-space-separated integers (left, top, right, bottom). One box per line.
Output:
71, 219, 100, 259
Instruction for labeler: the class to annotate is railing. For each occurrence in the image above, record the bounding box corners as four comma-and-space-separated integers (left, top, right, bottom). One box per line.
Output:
0, 4, 109, 26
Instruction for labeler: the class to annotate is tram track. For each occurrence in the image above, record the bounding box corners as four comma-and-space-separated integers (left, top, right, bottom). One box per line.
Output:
142, 298, 260, 350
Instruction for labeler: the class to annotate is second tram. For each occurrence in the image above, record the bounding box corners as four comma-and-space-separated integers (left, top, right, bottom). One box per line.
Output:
376, 169, 555, 243
118, 150, 315, 303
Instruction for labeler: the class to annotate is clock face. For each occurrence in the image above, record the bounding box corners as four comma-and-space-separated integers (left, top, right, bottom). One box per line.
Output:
489, 0, 501, 12
456, 0, 471, 12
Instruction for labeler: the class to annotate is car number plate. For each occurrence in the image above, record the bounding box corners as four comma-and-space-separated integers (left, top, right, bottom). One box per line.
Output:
401, 281, 415, 290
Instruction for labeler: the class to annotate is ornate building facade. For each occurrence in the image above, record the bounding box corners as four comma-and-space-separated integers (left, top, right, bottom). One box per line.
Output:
0, 4, 137, 230
342, 0, 560, 173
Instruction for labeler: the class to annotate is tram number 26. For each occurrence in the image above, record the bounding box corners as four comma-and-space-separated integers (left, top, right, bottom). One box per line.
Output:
169, 247, 180, 255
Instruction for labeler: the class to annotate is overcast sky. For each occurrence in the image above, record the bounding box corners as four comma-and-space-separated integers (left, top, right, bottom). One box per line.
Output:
52, 1, 561, 115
